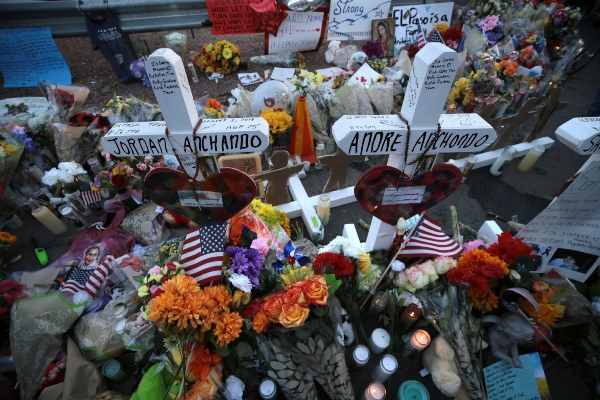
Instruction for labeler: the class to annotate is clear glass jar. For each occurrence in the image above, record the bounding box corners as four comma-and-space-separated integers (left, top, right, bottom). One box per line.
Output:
315, 142, 325, 170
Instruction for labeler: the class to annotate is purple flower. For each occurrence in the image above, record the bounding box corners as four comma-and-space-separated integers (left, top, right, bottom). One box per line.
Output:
93, 176, 102, 188
362, 41, 383, 58
473, 82, 486, 96
226, 246, 264, 287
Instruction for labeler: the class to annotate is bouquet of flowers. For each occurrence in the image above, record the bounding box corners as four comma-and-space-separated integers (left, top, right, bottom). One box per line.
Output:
447, 77, 475, 106
0, 131, 25, 189
260, 109, 292, 144
482, 15, 505, 45
193, 40, 241, 75
95, 157, 162, 193
250, 199, 291, 237
0, 279, 26, 336
41, 161, 87, 196
289, 70, 325, 98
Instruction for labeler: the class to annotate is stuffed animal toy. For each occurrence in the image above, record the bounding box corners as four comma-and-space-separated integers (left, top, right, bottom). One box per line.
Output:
162, 210, 197, 228
325, 41, 341, 63
346, 51, 368, 73
422, 337, 463, 398
341, 308, 355, 345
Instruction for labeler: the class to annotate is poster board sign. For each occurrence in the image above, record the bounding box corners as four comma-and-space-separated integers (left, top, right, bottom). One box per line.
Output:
517, 161, 600, 282
0, 28, 71, 88
206, 0, 257, 35
483, 353, 550, 400
391, 2, 454, 46
327, 0, 392, 40
266, 6, 328, 54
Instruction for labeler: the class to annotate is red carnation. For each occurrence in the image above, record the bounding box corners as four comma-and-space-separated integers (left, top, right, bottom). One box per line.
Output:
166, 262, 177, 270
447, 267, 470, 284
110, 174, 126, 187
478, 262, 504, 279
487, 232, 533, 265
468, 275, 490, 293
312, 252, 354, 279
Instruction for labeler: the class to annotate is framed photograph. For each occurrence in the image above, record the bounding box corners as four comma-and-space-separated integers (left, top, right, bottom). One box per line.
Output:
371, 18, 396, 58
541, 247, 600, 281
218, 154, 265, 199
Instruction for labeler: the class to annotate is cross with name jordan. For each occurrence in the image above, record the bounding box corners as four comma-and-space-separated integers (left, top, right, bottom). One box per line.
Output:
332, 43, 498, 252
101, 48, 269, 178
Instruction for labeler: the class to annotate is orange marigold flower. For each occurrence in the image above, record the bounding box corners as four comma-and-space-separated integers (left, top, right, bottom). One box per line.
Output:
203, 285, 232, 312
458, 249, 509, 276
148, 275, 207, 330
467, 290, 499, 312
205, 97, 224, 110
214, 311, 243, 347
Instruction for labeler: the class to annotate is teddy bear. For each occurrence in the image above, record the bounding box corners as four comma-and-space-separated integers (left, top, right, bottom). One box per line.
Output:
422, 336, 465, 399
325, 40, 341, 63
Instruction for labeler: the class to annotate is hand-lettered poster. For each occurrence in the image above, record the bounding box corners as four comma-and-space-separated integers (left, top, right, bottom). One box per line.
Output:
0, 28, 71, 88
266, 7, 328, 54
517, 161, 600, 282
206, 0, 257, 35
392, 2, 454, 46
327, 0, 392, 41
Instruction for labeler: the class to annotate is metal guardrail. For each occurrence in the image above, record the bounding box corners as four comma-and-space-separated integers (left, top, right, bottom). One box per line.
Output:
0, 0, 423, 38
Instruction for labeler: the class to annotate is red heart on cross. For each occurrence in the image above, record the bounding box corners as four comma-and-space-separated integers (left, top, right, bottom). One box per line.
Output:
354, 164, 463, 226
360, 76, 367, 83
144, 167, 256, 224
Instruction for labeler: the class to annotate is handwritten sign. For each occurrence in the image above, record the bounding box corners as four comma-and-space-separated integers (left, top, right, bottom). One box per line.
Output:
556, 117, 600, 154
484, 353, 549, 400
517, 161, 600, 281
0, 28, 71, 88
327, 0, 392, 40
206, 0, 256, 35
383, 186, 425, 205
267, 9, 327, 54
392, 2, 453, 45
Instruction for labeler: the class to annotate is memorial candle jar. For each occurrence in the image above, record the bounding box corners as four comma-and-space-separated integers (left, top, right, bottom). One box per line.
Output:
369, 328, 390, 355
32, 206, 68, 235
489, 146, 517, 176
517, 145, 545, 173
362, 381, 386, 400
399, 303, 421, 332
369, 291, 388, 318
317, 195, 330, 224
400, 329, 431, 358
371, 354, 398, 383
259, 378, 278, 400
352, 344, 370, 370
461, 155, 478, 182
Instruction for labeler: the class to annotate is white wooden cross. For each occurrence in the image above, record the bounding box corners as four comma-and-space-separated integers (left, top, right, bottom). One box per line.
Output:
332, 43, 498, 252
101, 48, 270, 178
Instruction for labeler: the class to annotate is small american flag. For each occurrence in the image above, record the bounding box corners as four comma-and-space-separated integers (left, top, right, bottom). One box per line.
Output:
427, 29, 444, 44
397, 216, 461, 258
416, 18, 427, 49
61, 255, 115, 297
78, 179, 102, 205
180, 222, 227, 285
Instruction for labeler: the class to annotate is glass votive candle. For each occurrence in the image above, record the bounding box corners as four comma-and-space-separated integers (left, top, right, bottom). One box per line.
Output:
369, 328, 390, 355
362, 381, 386, 400
517, 145, 545, 173
400, 329, 431, 358
369, 291, 388, 318
259, 378, 278, 400
352, 344, 370, 370
371, 354, 398, 383
317, 194, 330, 224
399, 303, 421, 332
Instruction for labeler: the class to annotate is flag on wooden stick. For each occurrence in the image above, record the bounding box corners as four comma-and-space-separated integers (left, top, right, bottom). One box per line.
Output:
416, 18, 427, 49
180, 222, 227, 285
78, 179, 102, 205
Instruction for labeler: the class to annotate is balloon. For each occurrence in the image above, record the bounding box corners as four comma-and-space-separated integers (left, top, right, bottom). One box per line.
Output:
250, 81, 293, 116
129, 59, 146, 80
249, 0, 288, 36
286, 0, 325, 12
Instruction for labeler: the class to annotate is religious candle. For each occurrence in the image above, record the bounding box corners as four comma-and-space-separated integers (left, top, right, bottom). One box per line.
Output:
400, 329, 431, 358
317, 195, 330, 222
315, 142, 325, 170
399, 303, 421, 332
353, 344, 370, 370
490, 146, 517, 176
32, 206, 68, 235
369, 292, 388, 318
27, 163, 45, 184
369, 328, 390, 355
58, 205, 85, 228
187, 62, 199, 83
494, 95, 511, 118
362, 381, 386, 400
371, 354, 398, 383
446, 102, 457, 114
517, 145, 545, 173
259, 378, 278, 400
114, 318, 127, 334
509, 89, 526, 110
87, 157, 103, 176
461, 155, 478, 182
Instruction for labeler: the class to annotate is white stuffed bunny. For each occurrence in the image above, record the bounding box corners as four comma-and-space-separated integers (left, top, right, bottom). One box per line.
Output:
325, 41, 341, 64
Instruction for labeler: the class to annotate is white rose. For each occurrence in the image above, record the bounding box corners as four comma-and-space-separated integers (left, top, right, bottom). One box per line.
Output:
434, 257, 457, 274
42, 168, 60, 186
57, 170, 74, 183
509, 270, 521, 281
229, 273, 252, 293
418, 261, 438, 282
407, 267, 426, 289
393, 271, 409, 287
58, 161, 86, 176
391, 260, 406, 272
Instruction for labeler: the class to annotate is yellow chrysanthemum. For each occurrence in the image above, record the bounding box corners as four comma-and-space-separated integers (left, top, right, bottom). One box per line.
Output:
222, 47, 233, 59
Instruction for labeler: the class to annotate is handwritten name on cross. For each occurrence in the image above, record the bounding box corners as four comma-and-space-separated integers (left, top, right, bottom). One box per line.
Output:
332, 43, 498, 252
556, 117, 600, 155
101, 48, 269, 177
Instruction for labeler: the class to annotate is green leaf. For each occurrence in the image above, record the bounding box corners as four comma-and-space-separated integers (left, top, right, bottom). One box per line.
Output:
238, 360, 254, 367
235, 341, 253, 358
215, 345, 230, 357
313, 307, 325, 317
581, 339, 595, 354
241, 369, 259, 386
588, 335, 600, 347
325, 274, 342, 294
295, 329, 311, 340
514, 254, 533, 264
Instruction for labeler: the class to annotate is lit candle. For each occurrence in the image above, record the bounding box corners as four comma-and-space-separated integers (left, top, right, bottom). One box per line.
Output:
369, 292, 388, 318
362, 381, 386, 400
446, 102, 457, 114
316, 195, 330, 223
32, 206, 68, 235
517, 145, 545, 173
371, 354, 398, 383
399, 303, 421, 332
352, 344, 370, 369
369, 328, 390, 355
259, 378, 278, 400
461, 155, 478, 182
400, 329, 431, 358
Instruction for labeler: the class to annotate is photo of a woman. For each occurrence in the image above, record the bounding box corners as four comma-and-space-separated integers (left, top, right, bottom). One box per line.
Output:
372, 19, 396, 58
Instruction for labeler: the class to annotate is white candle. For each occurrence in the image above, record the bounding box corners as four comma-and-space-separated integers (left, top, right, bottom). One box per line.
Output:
362, 381, 386, 400
461, 155, 478, 182
369, 328, 390, 355
489, 146, 517, 176
259, 378, 278, 400
112, 304, 127, 318
28, 164, 45, 184
371, 354, 398, 383
316, 195, 330, 221
401, 329, 431, 358
114, 318, 127, 334
32, 206, 68, 235
517, 145, 545, 173
353, 345, 370, 369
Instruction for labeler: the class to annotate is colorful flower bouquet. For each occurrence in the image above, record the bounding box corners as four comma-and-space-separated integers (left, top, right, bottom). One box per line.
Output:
260, 109, 293, 145
0, 131, 24, 189
41, 161, 87, 196
193, 40, 241, 75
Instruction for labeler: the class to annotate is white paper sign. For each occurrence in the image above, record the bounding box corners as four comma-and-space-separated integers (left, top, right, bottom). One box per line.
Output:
382, 186, 425, 205
345, 63, 382, 89
268, 11, 325, 54
517, 161, 600, 281
392, 2, 453, 45
239, 72, 262, 85
328, 0, 392, 40
316, 67, 345, 77
270, 67, 296, 81
177, 190, 223, 208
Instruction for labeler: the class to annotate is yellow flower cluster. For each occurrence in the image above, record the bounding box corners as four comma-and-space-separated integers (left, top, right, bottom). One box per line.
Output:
250, 199, 291, 236
289, 70, 325, 97
434, 23, 449, 34
260, 109, 292, 143
204, 107, 225, 119
0, 142, 17, 157
195, 40, 241, 75
447, 77, 475, 106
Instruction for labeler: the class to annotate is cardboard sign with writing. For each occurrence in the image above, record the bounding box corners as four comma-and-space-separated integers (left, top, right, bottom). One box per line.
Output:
327, 0, 392, 40
266, 7, 328, 54
484, 353, 550, 400
392, 2, 453, 45
206, 0, 257, 35
517, 161, 600, 282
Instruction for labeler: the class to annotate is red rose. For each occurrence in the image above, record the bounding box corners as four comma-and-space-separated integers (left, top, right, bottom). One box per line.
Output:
447, 268, 470, 284
166, 262, 177, 270
162, 276, 168, 283
149, 285, 163, 298
242, 298, 262, 319
110, 174, 126, 187
468, 275, 490, 293
478, 263, 504, 279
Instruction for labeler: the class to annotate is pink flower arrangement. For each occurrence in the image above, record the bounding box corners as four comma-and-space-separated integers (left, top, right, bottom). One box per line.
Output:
136, 163, 147, 171
482, 15, 499, 32
250, 238, 270, 257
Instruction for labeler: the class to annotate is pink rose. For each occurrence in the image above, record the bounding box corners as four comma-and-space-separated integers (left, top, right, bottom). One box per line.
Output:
136, 163, 147, 171
126, 167, 134, 176
149, 266, 162, 275
393, 271, 409, 288
418, 260, 439, 283
406, 267, 428, 289
463, 240, 487, 252
145, 156, 153, 164
482, 15, 499, 32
